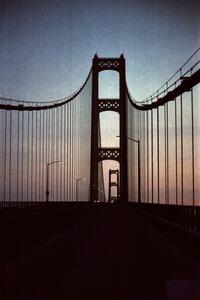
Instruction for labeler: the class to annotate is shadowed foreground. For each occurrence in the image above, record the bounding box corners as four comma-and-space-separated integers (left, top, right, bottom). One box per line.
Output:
4, 204, 200, 300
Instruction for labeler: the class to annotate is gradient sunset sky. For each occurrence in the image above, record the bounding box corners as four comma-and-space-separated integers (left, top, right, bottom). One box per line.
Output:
0, 0, 199, 201
0, 0, 199, 102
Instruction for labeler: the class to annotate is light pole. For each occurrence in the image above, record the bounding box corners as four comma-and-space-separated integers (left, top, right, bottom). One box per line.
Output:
46, 160, 62, 202
76, 178, 86, 202
116, 136, 141, 203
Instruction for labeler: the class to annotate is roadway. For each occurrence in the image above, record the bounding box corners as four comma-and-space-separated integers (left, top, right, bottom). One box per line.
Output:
4, 204, 200, 300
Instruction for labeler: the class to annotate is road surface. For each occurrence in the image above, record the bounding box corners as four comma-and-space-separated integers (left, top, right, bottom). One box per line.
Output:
4, 205, 200, 300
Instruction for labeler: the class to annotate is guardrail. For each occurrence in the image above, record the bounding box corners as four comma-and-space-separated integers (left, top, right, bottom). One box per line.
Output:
130, 203, 200, 233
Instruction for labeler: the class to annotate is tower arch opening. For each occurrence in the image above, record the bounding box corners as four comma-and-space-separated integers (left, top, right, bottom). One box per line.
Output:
98, 160, 120, 202
98, 70, 119, 99
99, 111, 119, 148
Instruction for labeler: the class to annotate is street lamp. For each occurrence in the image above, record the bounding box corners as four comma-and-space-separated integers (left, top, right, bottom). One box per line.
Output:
116, 135, 141, 203
76, 178, 86, 202
46, 160, 62, 202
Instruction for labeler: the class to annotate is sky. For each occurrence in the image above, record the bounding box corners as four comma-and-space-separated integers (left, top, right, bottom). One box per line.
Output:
0, 0, 199, 102
0, 0, 199, 201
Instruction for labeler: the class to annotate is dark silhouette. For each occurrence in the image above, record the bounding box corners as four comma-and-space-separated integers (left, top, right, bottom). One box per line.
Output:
1, 51, 200, 299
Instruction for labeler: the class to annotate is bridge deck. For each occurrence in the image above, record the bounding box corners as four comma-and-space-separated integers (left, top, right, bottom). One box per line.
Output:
4, 204, 200, 300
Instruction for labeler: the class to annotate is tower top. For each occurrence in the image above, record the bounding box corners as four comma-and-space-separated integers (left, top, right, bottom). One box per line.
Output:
92, 54, 125, 72
93, 54, 124, 60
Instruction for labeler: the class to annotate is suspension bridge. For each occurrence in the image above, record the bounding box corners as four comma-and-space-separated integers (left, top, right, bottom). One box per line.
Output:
1, 49, 200, 299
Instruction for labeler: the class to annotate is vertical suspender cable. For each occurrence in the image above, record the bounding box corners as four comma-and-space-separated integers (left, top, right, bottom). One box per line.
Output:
175, 97, 178, 205
69, 102, 71, 202
73, 101, 76, 200
35, 111, 37, 201
68, 104, 70, 201
75, 100, 78, 196
76, 100, 78, 199
64, 105, 66, 201
180, 94, 183, 205
53, 108, 55, 200
54, 108, 56, 201
51, 109, 54, 201
21, 111, 24, 202
146, 110, 149, 203
39, 110, 42, 202
59, 107, 62, 201
42, 110, 45, 201
49, 109, 52, 199
41, 110, 44, 201
31, 111, 34, 202
73, 102, 75, 201
78, 98, 80, 192
9, 111, 12, 202
74, 100, 77, 199
67, 103, 70, 201
157, 106, 160, 204
144, 111, 146, 202
166, 102, 169, 204
41, 109, 43, 201
46, 109, 49, 199
27, 111, 30, 201
151, 108, 153, 203
46, 109, 48, 202
191, 88, 195, 207
77, 99, 79, 191
4, 111, 7, 202
45, 110, 48, 193
71, 102, 73, 201
68, 103, 70, 201
17, 111, 19, 202
63, 106, 65, 201
72, 103, 74, 201
57, 108, 60, 201
50, 109, 52, 200
74, 102, 76, 201
138, 110, 140, 203
60, 106, 63, 201
60, 107, 62, 201
55, 108, 57, 201
69, 102, 71, 200
180, 69, 184, 205
164, 104, 167, 204
55, 107, 57, 201
143, 111, 145, 202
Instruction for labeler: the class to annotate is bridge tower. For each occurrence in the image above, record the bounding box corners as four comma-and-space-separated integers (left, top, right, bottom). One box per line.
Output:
108, 169, 120, 203
90, 54, 128, 202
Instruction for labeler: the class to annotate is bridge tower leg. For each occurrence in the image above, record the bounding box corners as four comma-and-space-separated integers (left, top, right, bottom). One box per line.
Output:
90, 54, 128, 202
